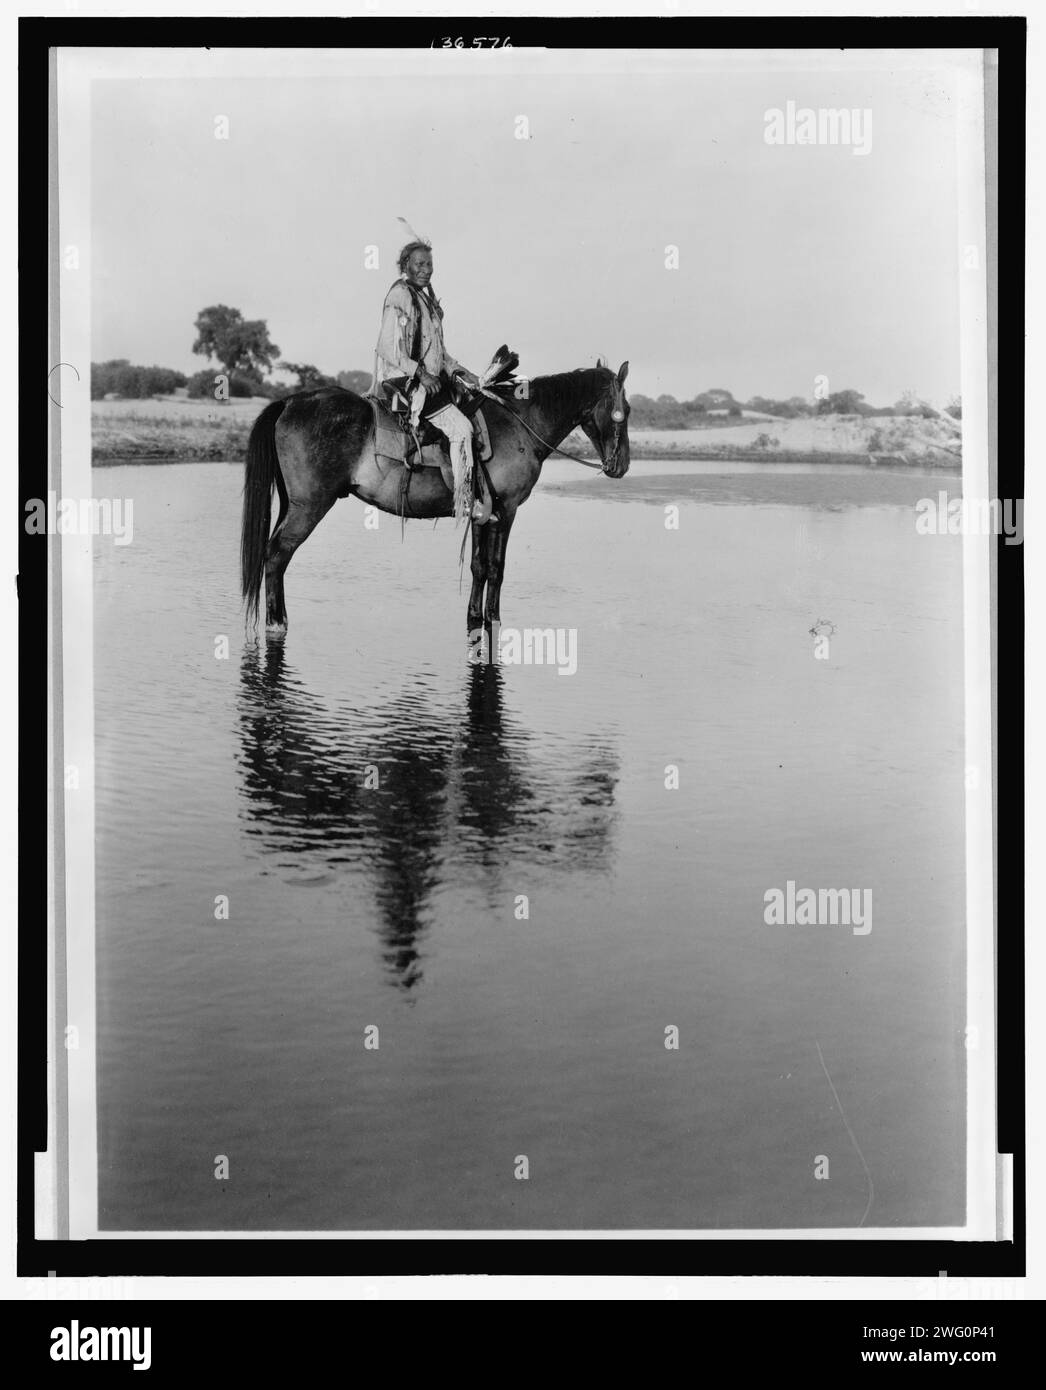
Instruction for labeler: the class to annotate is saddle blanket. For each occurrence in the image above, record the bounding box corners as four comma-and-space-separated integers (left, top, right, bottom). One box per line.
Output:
370, 396, 493, 472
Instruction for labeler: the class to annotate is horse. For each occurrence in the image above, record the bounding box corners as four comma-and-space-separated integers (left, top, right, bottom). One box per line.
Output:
240, 359, 631, 640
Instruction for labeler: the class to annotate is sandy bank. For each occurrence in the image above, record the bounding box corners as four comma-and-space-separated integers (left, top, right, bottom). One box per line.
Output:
91, 397, 962, 470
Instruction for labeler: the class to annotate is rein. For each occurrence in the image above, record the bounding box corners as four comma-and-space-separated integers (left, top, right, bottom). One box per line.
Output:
479, 388, 606, 471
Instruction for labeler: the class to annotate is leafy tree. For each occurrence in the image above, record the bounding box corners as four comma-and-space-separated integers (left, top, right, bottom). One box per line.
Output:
91, 360, 187, 399
91, 359, 129, 399
279, 361, 339, 391
694, 388, 736, 410
945, 395, 962, 420
187, 368, 269, 399
192, 305, 281, 380
818, 388, 865, 416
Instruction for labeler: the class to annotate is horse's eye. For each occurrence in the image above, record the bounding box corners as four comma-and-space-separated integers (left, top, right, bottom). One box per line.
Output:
611, 409, 624, 422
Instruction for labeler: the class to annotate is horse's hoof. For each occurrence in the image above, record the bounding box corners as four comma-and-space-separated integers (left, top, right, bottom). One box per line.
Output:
266, 621, 288, 637
466, 631, 490, 665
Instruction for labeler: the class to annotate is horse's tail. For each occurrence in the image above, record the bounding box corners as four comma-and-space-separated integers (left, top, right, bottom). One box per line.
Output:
241, 399, 288, 627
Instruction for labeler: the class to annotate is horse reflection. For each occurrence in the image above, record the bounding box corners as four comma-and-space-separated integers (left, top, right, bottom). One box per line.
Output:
237, 643, 618, 992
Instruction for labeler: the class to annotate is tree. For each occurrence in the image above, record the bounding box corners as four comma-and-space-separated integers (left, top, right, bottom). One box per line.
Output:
818, 388, 865, 416
192, 305, 281, 380
945, 395, 962, 420
279, 361, 338, 391
188, 368, 271, 399
694, 388, 736, 410
90, 360, 187, 399
91, 359, 130, 399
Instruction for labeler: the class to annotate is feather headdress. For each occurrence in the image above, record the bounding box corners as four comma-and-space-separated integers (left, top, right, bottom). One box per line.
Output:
396, 216, 431, 248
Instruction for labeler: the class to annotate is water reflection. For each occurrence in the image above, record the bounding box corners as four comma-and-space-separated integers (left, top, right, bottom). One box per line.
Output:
236, 642, 618, 991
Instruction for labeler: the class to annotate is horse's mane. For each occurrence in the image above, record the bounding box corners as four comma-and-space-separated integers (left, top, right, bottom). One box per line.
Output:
524, 366, 614, 415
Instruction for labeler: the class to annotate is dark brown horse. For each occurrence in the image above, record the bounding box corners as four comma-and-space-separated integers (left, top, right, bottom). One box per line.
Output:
240, 360, 630, 640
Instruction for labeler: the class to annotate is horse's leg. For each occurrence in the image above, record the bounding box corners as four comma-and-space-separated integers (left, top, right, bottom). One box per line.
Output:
483, 507, 515, 636
264, 496, 334, 633
466, 518, 491, 661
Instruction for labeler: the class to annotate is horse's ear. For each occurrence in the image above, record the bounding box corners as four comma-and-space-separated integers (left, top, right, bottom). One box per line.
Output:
596, 356, 606, 369
617, 361, 629, 385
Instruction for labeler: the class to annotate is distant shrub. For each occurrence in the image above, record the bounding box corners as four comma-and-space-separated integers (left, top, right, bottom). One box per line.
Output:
279, 361, 340, 391
228, 371, 260, 397
694, 388, 737, 410
91, 360, 188, 400
187, 369, 218, 399
817, 389, 866, 416
337, 369, 372, 393
893, 389, 939, 420
746, 396, 797, 417
607, 383, 908, 430
187, 368, 267, 399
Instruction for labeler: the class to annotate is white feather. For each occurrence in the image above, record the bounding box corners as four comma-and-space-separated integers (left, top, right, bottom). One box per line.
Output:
396, 216, 429, 246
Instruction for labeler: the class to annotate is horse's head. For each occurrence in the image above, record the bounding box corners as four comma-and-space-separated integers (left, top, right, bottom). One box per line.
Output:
580, 360, 631, 478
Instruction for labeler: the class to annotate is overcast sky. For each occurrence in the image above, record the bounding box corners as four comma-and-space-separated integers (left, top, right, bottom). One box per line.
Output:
86, 49, 972, 406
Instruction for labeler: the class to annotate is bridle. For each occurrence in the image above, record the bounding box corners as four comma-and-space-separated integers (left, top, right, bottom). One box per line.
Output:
584, 396, 628, 475
479, 383, 627, 474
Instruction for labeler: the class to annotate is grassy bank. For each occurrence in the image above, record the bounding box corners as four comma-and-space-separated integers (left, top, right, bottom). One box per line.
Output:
92, 396, 266, 462
92, 396, 962, 471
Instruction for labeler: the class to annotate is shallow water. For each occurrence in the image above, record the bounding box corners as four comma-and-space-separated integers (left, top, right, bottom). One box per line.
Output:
92, 459, 966, 1229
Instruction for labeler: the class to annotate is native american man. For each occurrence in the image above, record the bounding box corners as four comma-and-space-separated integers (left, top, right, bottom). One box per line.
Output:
373, 240, 492, 524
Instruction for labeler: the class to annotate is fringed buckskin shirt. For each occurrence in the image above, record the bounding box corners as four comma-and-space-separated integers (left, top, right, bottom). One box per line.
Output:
373, 278, 463, 389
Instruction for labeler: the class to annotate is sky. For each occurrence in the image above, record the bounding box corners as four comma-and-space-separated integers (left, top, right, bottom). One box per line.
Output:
83, 48, 974, 407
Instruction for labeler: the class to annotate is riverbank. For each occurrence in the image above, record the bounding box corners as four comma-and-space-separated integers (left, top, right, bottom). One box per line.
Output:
91, 396, 962, 471
92, 396, 263, 462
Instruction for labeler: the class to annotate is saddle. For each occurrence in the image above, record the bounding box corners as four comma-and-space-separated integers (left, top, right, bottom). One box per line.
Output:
370, 391, 493, 473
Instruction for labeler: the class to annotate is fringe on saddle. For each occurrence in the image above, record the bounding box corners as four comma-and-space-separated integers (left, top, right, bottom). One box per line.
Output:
452, 345, 519, 523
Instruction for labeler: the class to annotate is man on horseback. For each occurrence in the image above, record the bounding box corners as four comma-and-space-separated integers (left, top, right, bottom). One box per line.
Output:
373, 238, 492, 524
